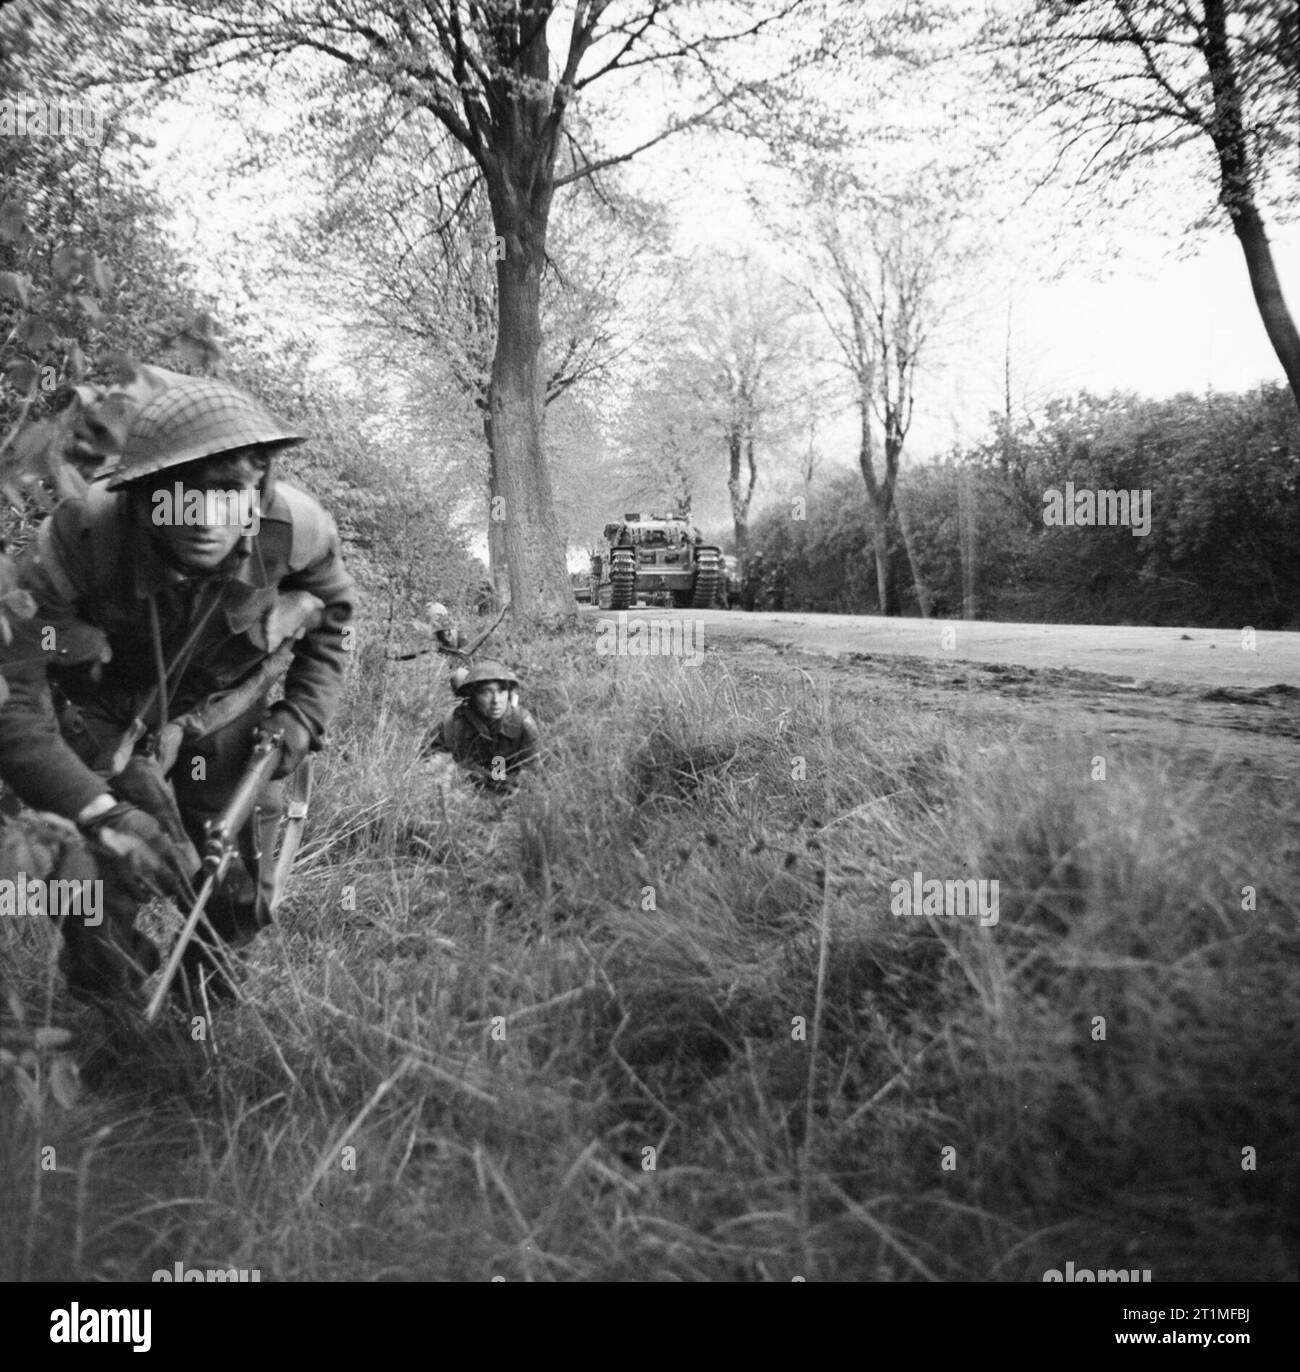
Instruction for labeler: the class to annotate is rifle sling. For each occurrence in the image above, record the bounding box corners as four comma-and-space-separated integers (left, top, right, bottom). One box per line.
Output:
153, 640, 297, 775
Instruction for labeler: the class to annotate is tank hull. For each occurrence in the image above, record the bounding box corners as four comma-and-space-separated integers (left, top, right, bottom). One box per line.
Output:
591, 514, 726, 610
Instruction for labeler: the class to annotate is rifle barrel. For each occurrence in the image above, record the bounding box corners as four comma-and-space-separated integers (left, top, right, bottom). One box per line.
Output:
142, 734, 283, 1025
143, 871, 218, 1024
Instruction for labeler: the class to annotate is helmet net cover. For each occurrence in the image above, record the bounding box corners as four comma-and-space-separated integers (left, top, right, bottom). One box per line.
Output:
106, 377, 305, 489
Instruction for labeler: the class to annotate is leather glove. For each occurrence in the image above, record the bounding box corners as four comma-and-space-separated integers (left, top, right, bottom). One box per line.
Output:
257, 705, 313, 781
81, 802, 196, 907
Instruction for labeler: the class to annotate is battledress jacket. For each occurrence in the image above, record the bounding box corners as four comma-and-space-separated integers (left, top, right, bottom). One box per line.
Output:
426, 699, 540, 782
0, 478, 355, 820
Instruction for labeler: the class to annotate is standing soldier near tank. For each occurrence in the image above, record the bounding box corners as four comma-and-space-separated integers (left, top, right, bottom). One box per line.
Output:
0, 374, 355, 1012
765, 556, 789, 613
741, 551, 765, 612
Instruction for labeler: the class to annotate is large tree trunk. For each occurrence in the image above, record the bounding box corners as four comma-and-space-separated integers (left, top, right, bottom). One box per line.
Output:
484, 437, 508, 595
484, 186, 575, 625
1203, 0, 1300, 417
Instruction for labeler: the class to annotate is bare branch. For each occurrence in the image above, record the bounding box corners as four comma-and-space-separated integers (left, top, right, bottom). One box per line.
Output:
553, 91, 735, 186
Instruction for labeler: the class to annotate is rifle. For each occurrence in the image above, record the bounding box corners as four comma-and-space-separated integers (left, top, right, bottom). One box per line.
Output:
119, 590, 326, 1024
143, 729, 283, 1023
113, 588, 325, 777
387, 603, 508, 662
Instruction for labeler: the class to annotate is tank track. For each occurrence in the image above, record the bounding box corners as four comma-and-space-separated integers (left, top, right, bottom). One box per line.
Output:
609, 551, 636, 610
691, 548, 723, 609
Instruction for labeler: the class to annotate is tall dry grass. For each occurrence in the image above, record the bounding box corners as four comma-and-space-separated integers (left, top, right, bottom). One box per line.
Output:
2, 620, 1297, 1280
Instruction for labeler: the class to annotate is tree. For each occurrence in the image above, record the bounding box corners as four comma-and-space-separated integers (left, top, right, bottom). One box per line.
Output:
612, 353, 719, 525
287, 122, 669, 589
0, 7, 222, 530
997, 0, 1300, 417
120, 0, 804, 624
803, 186, 959, 615
679, 256, 800, 563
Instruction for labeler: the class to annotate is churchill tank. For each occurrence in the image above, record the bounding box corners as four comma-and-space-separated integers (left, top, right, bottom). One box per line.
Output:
591, 512, 723, 611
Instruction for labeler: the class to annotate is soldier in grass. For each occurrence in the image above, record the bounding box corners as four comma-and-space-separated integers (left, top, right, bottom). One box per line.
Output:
422, 659, 539, 792
0, 374, 355, 1010
741, 551, 765, 612
765, 556, 789, 612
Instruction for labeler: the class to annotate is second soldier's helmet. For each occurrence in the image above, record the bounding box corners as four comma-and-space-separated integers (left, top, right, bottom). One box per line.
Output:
106, 376, 305, 489
455, 659, 520, 696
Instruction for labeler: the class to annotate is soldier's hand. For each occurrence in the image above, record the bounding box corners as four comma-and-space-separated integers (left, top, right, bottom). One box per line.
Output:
258, 706, 313, 780
80, 803, 196, 906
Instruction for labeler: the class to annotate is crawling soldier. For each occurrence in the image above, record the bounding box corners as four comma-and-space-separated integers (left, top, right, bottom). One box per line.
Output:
423, 659, 539, 791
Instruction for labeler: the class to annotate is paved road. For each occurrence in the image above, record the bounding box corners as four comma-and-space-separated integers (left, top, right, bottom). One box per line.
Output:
584, 606, 1300, 689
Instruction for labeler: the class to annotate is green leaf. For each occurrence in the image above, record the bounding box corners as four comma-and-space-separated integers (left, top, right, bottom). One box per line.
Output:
0, 588, 36, 620
42, 444, 87, 501
102, 350, 136, 385
79, 393, 133, 457
0, 271, 30, 307
13, 419, 57, 469
18, 316, 57, 352
172, 333, 209, 368
4, 358, 38, 392
90, 255, 113, 296
0, 198, 27, 245
51, 243, 81, 286
75, 294, 103, 325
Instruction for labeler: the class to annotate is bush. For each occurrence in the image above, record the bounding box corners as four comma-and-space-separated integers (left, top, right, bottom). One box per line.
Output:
748, 385, 1300, 627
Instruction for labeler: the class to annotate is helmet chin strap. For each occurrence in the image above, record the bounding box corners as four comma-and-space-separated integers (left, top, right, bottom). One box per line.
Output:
260, 451, 277, 506
236, 449, 277, 567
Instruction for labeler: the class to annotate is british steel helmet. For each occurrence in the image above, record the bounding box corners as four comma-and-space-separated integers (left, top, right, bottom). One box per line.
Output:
455, 659, 520, 695
105, 376, 305, 489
